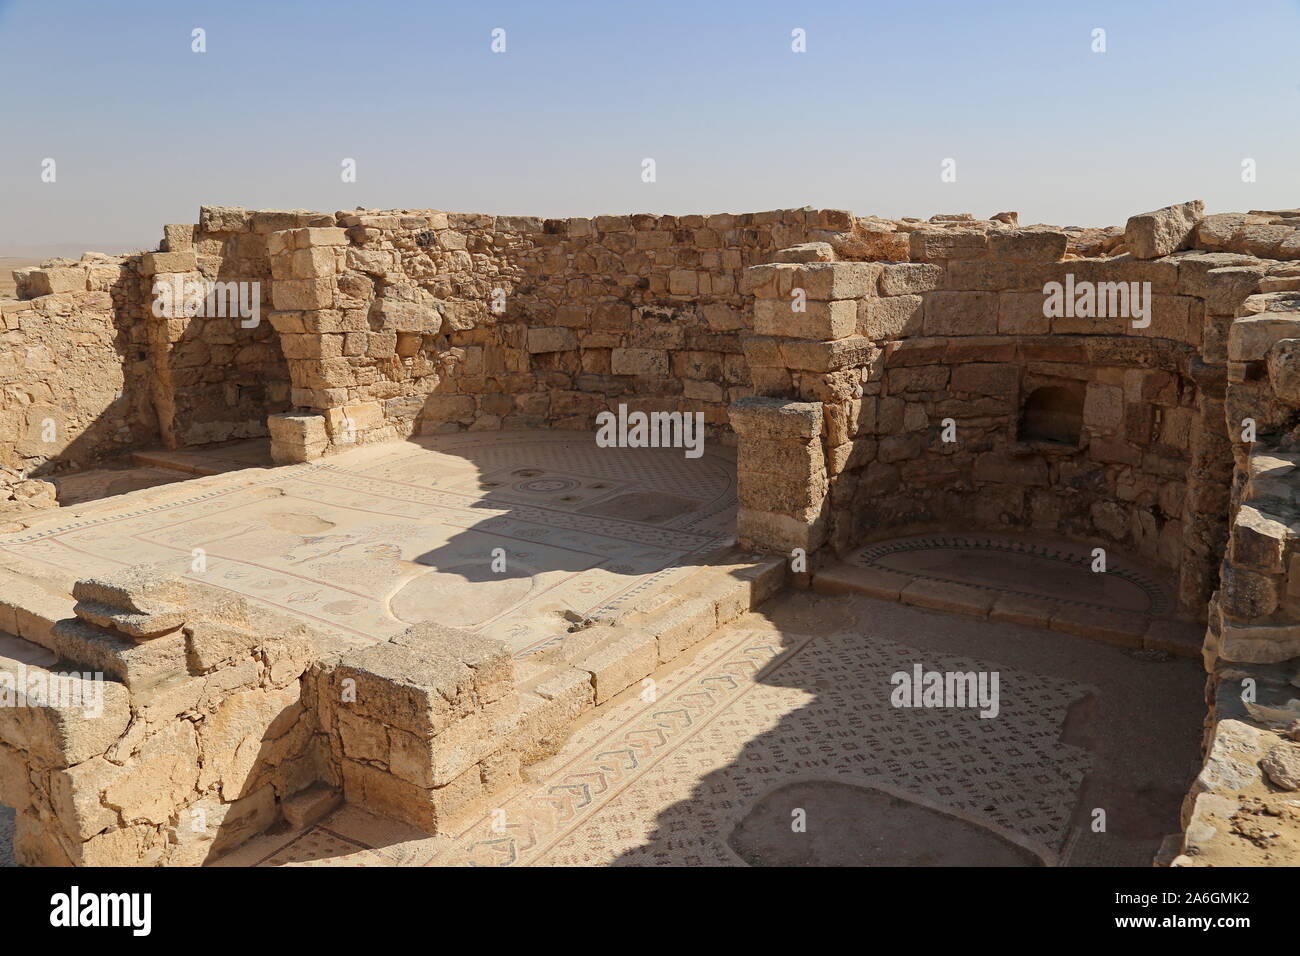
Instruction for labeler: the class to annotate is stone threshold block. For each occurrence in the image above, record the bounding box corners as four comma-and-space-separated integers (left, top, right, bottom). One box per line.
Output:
268, 411, 328, 463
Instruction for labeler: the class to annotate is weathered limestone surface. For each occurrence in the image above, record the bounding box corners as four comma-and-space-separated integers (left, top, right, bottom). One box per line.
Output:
4, 564, 324, 866
10, 199, 1300, 866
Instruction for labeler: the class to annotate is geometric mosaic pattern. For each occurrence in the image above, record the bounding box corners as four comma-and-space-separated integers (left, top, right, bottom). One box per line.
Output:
0, 433, 738, 656
433, 626, 1090, 866
251, 614, 1096, 867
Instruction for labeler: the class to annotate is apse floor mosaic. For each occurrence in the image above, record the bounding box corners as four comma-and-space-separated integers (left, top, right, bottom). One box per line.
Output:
0, 433, 737, 655
235, 590, 1203, 868
855, 533, 1170, 616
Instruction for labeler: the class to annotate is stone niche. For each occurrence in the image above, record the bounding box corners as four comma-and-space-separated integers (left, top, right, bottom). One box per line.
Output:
1018, 383, 1084, 446
843, 338, 1208, 594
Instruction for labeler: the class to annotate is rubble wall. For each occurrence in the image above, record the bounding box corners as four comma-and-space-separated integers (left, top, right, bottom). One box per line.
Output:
143, 207, 309, 447
262, 208, 847, 457
2, 568, 331, 866
0, 256, 157, 512
731, 217, 1300, 618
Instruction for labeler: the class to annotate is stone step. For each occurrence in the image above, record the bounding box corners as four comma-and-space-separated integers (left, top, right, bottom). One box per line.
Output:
0, 566, 76, 652
282, 783, 342, 829
46, 617, 187, 690
813, 558, 1203, 659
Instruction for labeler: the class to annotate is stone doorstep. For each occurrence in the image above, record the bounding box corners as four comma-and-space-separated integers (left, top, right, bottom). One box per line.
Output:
810, 558, 1203, 659
281, 782, 342, 829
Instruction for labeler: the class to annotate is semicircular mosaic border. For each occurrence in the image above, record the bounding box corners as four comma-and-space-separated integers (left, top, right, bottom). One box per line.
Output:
856, 534, 1169, 616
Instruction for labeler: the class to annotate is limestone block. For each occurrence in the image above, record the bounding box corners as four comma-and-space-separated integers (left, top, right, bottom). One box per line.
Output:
922, 291, 997, 336
296, 226, 349, 247
527, 327, 578, 354
162, 223, 196, 252
388, 693, 518, 788
25, 267, 87, 296
48, 618, 188, 690
1083, 382, 1124, 435
1220, 566, 1279, 619
1231, 504, 1291, 574
333, 637, 480, 736
987, 228, 1067, 262
574, 629, 657, 705
200, 206, 253, 232
730, 397, 823, 440
1228, 314, 1300, 362
859, 295, 923, 340
778, 336, 877, 373
196, 684, 302, 800
340, 757, 482, 834
0, 743, 31, 818
282, 783, 342, 829
141, 251, 198, 275
879, 263, 944, 296
271, 278, 335, 311
1194, 213, 1251, 251
73, 565, 188, 616
736, 505, 828, 554
997, 291, 1051, 334
909, 228, 989, 261
73, 600, 184, 639
1125, 200, 1203, 259
103, 720, 200, 825
754, 298, 856, 339
511, 669, 595, 762
267, 411, 327, 444
1260, 742, 1300, 790
770, 262, 881, 300
392, 622, 515, 705
611, 347, 669, 376
1203, 266, 1267, 315
1266, 338, 1300, 404
289, 246, 338, 278
737, 469, 827, 517
772, 242, 834, 263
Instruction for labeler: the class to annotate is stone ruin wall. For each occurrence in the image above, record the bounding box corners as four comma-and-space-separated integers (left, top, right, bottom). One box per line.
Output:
735, 244, 1234, 616
258, 207, 845, 459
6, 200, 1300, 865
1, 255, 154, 511
145, 207, 307, 448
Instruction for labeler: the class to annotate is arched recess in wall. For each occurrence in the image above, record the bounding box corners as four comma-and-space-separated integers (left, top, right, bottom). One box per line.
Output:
1018, 384, 1084, 445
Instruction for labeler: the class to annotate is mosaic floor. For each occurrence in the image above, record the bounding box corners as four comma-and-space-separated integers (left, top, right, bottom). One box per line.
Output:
0, 433, 737, 655
855, 533, 1171, 616
228, 590, 1203, 868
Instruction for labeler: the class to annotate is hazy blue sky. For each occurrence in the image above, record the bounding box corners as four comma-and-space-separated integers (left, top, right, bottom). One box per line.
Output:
2, 0, 1299, 255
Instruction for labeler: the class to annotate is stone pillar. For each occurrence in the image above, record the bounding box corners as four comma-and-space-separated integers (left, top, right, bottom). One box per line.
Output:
267, 226, 351, 460
729, 396, 829, 556
140, 250, 201, 449
327, 623, 520, 834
